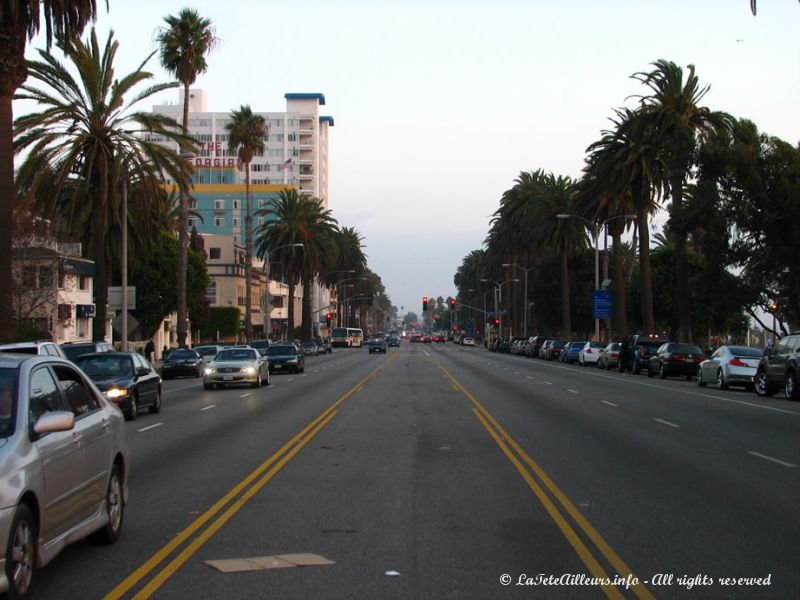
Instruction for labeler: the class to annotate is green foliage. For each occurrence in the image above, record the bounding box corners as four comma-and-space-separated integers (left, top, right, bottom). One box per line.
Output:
131, 232, 210, 338
202, 307, 240, 340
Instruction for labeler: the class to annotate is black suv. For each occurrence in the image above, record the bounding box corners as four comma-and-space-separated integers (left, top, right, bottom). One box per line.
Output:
59, 341, 114, 361
754, 333, 800, 400
623, 334, 669, 374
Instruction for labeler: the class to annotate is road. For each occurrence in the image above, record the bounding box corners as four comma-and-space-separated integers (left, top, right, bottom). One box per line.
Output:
33, 343, 799, 599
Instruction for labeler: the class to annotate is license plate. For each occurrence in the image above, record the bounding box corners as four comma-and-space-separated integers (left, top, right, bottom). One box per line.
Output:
274, 364, 282, 369
223, 375, 233, 381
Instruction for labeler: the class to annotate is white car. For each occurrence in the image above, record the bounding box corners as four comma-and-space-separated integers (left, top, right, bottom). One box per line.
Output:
462, 337, 476, 346
203, 347, 270, 389
578, 341, 604, 366
0, 354, 128, 598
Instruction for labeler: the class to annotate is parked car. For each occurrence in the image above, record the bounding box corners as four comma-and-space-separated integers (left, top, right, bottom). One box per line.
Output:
647, 343, 706, 380
543, 340, 565, 361
597, 342, 622, 370
368, 336, 388, 354
194, 344, 225, 361
265, 344, 305, 375
527, 336, 550, 359
74, 352, 162, 420
578, 341, 604, 366
462, 337, 476, 346
697, 345, 763, 390
754, 333, 800, 400
161, 348, 205, 379
59, 341, 114, 361
204, 347, 270, 388
562, 341, 586, 364
314, 337, 333, 353
0, 340, 67, 359
0, 354, 128, 599
625, 334, 669, 374
301, 341, 320, 356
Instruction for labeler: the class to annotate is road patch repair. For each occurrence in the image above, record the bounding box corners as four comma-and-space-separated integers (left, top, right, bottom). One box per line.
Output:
205, 553, 335, 573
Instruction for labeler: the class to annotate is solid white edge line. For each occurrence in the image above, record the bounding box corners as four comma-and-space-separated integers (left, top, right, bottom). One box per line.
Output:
137, 423, 164, 432
747, 451, 797, 468
601, 400, 618, 407
200, 404, 216, 411
239, 393, 251, 398
568, 389, 579, 394
654, 418, 680, 428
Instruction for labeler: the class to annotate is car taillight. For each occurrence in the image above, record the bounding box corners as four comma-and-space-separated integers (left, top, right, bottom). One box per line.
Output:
638, 347, 645, 356
729, 357, 748, 367
586, 348, 593, 354
668, 354, 683, 361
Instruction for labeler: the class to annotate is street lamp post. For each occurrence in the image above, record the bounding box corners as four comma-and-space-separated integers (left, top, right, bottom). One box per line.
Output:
336, 277, 366, 327
480, 278, 519, 338
557, 213, 636, 341
501, 263, 538, 338
263, 243, 304, 340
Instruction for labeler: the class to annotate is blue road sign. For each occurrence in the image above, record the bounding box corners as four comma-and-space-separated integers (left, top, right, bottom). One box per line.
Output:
592, 290, 612, 319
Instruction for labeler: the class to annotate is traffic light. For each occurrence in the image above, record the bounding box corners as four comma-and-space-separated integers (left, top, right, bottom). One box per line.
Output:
770, 301, 779, 313
449, 298, 456, 309
422, 296, 428, 311
494, 318, 500, 327
325, 312, 333, 326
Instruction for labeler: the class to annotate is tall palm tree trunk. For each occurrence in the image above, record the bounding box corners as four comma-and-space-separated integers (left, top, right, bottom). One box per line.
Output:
176, 81, 190, 348
611, 230, 628, 338
287, 280, 296, 339
636, 188, 655, 333
302, 267, 313, 341
560, 251, 571, 338
670, 172, 691, 341
92, 157, 109, 342
244, 162, 253, 342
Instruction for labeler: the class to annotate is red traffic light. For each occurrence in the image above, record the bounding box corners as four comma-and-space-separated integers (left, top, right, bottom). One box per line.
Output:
449, 299, 456, 307
422, 296, 428, 311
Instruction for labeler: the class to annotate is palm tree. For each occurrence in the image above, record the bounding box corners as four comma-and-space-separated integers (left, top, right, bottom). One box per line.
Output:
632, 60, 733, 340
0, 0, 102, 342
225, 105, 266, 342
156, 8, 218, 348
323, 226, 367, 326
528, 173, 588, 338
14, 29, 194, 342
588, 108, 666, 333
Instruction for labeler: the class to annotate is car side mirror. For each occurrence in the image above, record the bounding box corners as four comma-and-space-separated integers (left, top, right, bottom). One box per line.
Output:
137, 367, 150, 377
763, 348, 772, 357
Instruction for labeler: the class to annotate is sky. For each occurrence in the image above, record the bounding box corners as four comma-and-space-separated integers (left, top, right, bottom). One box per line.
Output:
16, 0, 800, 316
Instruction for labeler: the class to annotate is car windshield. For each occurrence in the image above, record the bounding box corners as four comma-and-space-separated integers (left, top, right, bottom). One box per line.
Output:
215, 349, 257, 361
168, 350, 197, 360
0, 368, 18, 438
61, 345, 96, 360
669, 344, 704, 354
76, 356, 133, 378
268, 345, 297, 356
728, 346, 763, 358
195, 347, 219, 358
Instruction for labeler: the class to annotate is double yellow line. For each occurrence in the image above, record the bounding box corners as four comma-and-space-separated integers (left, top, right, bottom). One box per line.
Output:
105, 353, 398, 600
436, 362, 655, 600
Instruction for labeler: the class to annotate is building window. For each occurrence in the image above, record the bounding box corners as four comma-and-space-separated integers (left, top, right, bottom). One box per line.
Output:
188, 217, 196, 228
77, 318, 88, 338
189, 199, 197, 209
79, 276, 89, 291
38, 266, 54, 289
214, 199, 225, 210
232, 217, 240, 228
232, 199, 240, 210
21, 266, 37, 288
287, 133, 297, 141
233, 234, 240, 244
209, 247, 221, 260
214, 217, 225, 227
206, 281, 217, 303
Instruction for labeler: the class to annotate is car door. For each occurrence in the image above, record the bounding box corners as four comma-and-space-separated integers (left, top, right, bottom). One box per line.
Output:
29, 365, 87, 540
132, 354, 157, 407
769, 336, 794, 385
52, 364, 114, 521
702, 348, 722, 383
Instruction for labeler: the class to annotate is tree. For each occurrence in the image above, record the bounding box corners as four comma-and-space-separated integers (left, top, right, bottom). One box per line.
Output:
14, 29, 194, 341
156, 8, 218, 348
0, 0, 103, 342
632, 59, 733, 341
226, 104, 266, 342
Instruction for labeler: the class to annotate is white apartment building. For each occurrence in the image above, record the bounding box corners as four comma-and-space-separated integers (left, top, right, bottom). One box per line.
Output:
149, 90, 334, 337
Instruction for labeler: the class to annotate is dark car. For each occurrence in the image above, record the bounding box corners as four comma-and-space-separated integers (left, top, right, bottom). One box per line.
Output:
648, 343, 706, 380
624, 334, 669, 374
161, 348, 205, 379
314, 337, 332, 353
527, 336, 550, 358
60, 341, 115, 361
266, 344, 305, 374
74, 352, 162, 420
754, 333, 800, 400
387, 334, 400, 347
368, 336, 387, 354
250, 339, 270, 357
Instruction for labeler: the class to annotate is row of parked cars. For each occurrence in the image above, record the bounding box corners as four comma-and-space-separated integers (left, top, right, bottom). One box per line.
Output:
488, 332, 800, 401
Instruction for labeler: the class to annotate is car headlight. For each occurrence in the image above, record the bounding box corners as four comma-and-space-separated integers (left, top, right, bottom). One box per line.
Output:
104, 388, 129, 399
244, 367, 256, 375
204, 367, 215, 375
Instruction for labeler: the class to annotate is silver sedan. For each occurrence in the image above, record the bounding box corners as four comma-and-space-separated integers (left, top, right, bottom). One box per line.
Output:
203, 348, 270, 389
697, 345, 763, 390
0, 354, 128, 598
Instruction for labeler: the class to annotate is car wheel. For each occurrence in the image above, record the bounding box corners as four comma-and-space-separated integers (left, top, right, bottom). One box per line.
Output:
647, 364, 654, 377
252, 373, 262, 388
5, 504, 36, 599
754, 370, 774, 397
786, 370, 799, 401
659, 363, 667, 379
697, 372, 707, 387
149, 388, 162, 414
265, 372, 271, 386
125, 397, 138, 421
89, 464, 124, 545
717, 369, 728, 390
